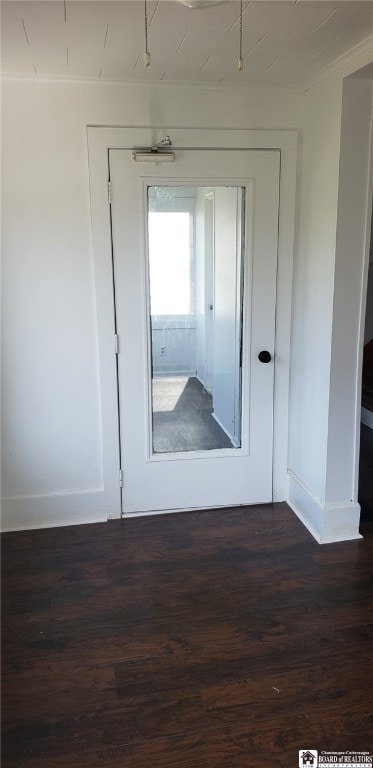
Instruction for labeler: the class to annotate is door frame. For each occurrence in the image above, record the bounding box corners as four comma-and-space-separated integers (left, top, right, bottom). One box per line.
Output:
87, 127, 298, 519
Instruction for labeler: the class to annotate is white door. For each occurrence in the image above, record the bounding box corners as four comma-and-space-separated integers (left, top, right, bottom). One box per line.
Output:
109, 148, 279, 514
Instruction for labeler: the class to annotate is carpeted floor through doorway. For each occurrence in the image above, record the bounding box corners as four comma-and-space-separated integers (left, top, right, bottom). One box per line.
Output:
152, 376, 233, 453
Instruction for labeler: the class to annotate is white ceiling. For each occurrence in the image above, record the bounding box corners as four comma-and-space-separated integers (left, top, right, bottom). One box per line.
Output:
1, 0, 373, 88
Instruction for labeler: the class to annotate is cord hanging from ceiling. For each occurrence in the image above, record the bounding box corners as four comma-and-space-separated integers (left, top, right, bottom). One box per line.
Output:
238, 0, 243, 71
144, 0, 151, 67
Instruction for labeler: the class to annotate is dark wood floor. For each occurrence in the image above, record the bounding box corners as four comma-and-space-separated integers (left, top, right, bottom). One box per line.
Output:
359, 423, 373, 519
2, 503, 373, 768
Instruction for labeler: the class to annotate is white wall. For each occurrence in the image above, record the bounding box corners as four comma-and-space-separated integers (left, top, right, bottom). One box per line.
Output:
326, 78, 373, 505
288, 64, 373, 543
1, 78, 300, 530
151, 317, 196, 376
364, 213, 373, 345
288, 73, 343, 504
2, 66, 372, 539
213, 187, 241, 445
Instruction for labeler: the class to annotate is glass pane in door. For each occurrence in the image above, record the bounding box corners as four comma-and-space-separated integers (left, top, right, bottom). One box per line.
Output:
147, 185, 245, 454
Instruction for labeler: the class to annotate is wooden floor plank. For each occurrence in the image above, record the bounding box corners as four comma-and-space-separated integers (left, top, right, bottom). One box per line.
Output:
2, 503, 373, 767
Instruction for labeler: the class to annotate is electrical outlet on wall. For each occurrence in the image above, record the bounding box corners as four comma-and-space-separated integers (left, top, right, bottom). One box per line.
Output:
160, 346, 166, 356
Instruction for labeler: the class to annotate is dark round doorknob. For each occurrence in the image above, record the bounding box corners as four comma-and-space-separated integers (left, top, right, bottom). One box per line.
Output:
258, 350, 272, 363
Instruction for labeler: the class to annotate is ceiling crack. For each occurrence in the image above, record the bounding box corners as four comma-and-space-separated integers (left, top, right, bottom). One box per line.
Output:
227, 1, 251, 33
176, 30, 189, 53
244, 34, 265, 57
148, 0, 159, 27
306, 8, 337, 36
104, 24, 109, 48
263, 57, 279, 73
312, 36, 340, 60
198, 55, 210, 72
21, 19, 30, 46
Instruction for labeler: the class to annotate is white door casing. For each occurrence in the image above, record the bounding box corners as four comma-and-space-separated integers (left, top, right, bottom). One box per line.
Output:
87, 128, 298, 519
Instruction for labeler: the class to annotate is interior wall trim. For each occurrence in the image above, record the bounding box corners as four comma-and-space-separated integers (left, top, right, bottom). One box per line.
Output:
288, 470, 362, 544
87, 126, 298, 514
1, 490, 113, 532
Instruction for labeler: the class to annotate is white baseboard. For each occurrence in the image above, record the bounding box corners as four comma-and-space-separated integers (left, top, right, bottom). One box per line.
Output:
152, 369, 195, 377
287, 470, 362, 544
361, 406, 373, 429
195, 372, 213, 395
1, 489, 120, 532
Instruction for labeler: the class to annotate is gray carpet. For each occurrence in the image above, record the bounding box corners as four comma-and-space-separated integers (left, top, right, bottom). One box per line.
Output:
152, 376, 233, 453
